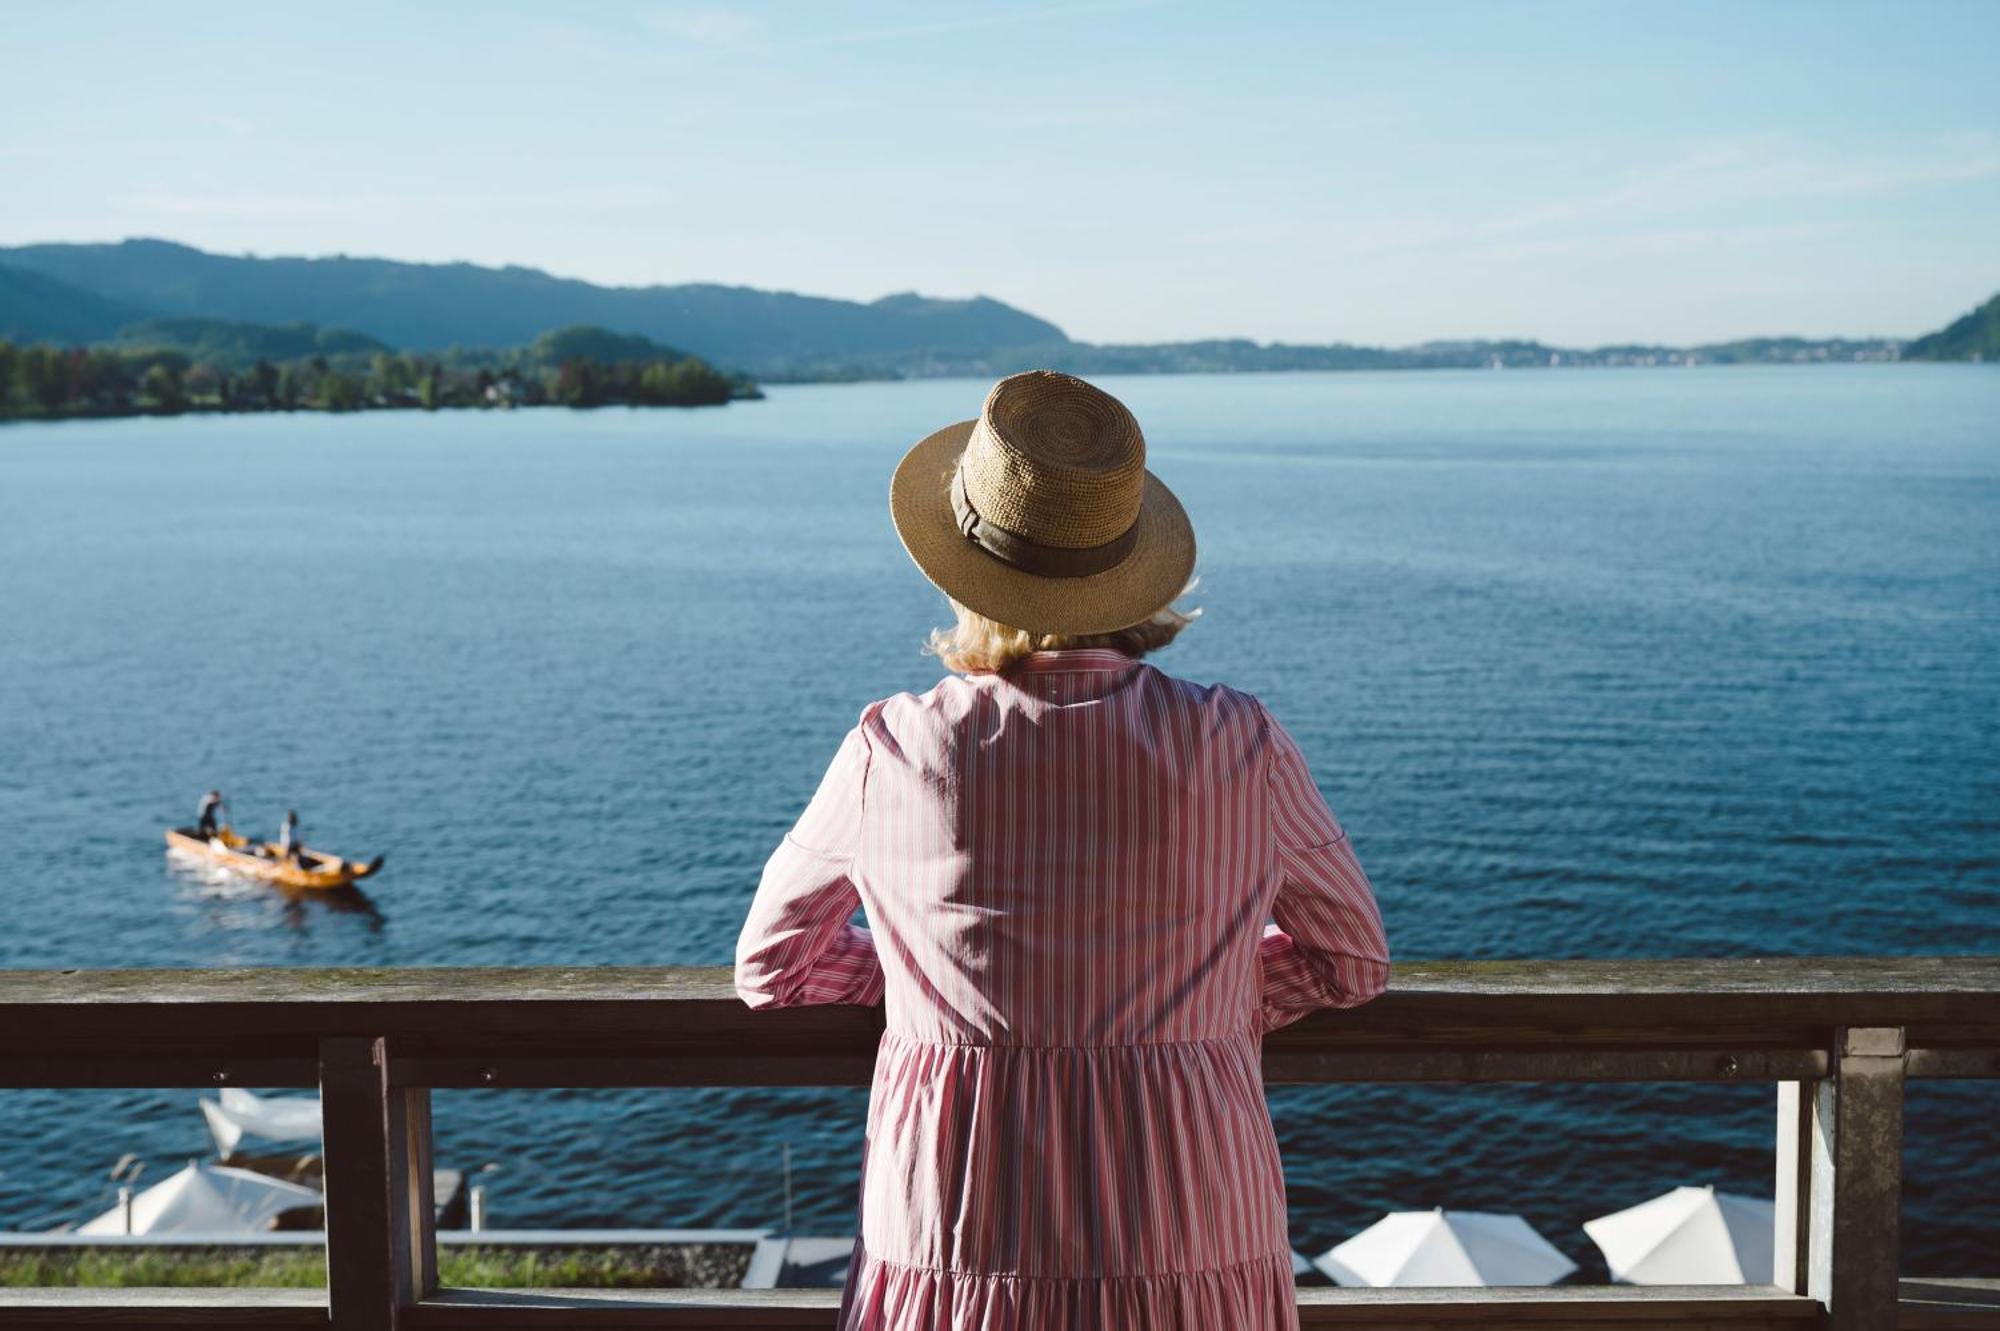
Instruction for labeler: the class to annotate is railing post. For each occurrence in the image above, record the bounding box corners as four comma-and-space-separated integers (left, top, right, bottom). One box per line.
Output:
1772, 1079, 1814, 1294
322, 1036, 437, 1330
398, 1083, 440, 1300
1807, 1026, 1905, 1331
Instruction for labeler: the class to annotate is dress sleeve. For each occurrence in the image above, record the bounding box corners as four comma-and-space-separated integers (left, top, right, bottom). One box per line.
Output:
733, 714, 885, 1009
1255, 704, 1390, 1032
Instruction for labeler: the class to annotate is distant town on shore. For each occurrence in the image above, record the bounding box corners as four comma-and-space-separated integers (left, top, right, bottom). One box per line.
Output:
0, 238, 1994, 422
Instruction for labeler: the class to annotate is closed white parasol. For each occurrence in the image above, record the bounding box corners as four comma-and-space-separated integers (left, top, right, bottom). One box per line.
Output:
1315, 1208, 1577, 1287
1582, 1185, 1775, 1284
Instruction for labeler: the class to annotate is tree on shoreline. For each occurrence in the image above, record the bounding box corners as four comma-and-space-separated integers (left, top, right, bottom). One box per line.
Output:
0, 325, 758, 421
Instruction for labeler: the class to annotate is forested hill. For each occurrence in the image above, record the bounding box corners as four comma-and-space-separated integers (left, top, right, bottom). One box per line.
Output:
0, 239, 1070, 373
0, 264, 146, 343
116, 317, 390, 362
1903, 292, 2000, 361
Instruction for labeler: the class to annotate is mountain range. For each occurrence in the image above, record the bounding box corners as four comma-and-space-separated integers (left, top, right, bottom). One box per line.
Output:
0, 238, 1989, 378
0, 240, 1062, 377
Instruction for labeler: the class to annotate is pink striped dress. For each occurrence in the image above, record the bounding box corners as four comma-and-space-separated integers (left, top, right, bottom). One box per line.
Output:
735, 648, 1390, 1330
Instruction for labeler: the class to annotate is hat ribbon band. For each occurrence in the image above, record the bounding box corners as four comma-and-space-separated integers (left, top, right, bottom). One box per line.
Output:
949, 465, 1140, 579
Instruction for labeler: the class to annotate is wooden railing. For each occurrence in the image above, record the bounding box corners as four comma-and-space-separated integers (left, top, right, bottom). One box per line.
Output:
2, 958, 1997, 1330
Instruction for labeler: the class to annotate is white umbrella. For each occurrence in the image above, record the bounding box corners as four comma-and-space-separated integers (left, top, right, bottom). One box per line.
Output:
79, 1161, 321, 1235
1316, 1208, 1577, 1287
199, 1087, 323, 1156
1583, 1185, 1774, 1284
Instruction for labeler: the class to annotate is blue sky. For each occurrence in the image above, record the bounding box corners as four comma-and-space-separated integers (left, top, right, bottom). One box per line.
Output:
4, 1, 1996, 345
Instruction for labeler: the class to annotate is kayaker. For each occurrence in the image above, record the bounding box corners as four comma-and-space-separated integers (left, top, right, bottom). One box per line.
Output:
196, 790, 226, 840
277, 810, 301, 862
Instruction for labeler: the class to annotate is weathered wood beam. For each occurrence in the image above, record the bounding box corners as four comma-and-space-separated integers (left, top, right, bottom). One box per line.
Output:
0, 1056, 320, 1089
400, 1284, 1831, 1328
1898, 1278, 2000, 1330
393, 1055, 879, 1090
1905, 1048, 2000, 1079
0, 1286, 328, 1328
0, 960, 1992, 1076
7, 1282, 1997, 1329
322, 1036, 430, 1331
408, 1287, 834, 1328
1262, 1046, 1827, 1085
397, 1087, 439, 1302
0, 1044, 1862, 1089
395, 1045, 1832, 1089
1294, 1283, 1825, 1325
1810, 1027, 1906, 1331
1774, 1080, 1817, 1296
2, 956, 1994, 1022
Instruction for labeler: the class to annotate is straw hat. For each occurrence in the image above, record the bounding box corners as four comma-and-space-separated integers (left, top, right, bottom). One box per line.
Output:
890, 370, 1195, 635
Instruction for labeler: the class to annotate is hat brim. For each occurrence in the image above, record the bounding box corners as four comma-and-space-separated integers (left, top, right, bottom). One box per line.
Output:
890, 419, 1197, 636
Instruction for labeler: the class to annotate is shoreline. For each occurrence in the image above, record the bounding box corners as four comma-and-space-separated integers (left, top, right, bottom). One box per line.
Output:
7, 356, 1984, 428
0, 395, 757, 426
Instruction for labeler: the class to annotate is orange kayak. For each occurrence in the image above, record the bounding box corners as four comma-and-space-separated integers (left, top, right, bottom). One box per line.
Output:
164, 826, 385, 890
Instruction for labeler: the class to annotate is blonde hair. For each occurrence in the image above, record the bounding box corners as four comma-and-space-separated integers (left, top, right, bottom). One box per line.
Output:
926, 583, 1200, 674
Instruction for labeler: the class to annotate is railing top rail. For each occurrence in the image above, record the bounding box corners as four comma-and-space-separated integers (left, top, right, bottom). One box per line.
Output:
0, 957, 1992, 1057
2, 955, 1995, 1003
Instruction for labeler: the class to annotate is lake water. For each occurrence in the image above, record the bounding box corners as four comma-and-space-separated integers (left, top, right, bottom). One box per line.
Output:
1, 366, 1995, 1276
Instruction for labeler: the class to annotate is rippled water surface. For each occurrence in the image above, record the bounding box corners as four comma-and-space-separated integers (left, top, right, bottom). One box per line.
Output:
1, 367, 1995, 1275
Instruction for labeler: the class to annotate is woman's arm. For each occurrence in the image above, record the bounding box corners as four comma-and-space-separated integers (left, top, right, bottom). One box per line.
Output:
1256, 705, 1391, 1032
734, 717, 885, 1009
